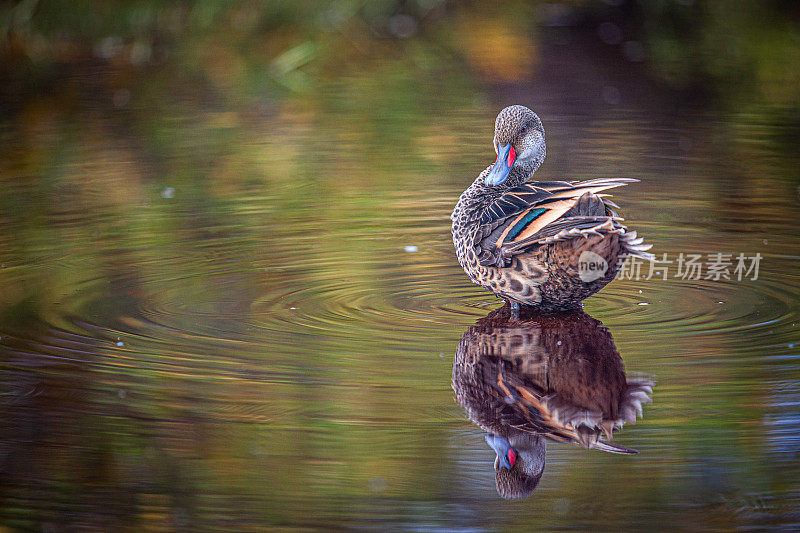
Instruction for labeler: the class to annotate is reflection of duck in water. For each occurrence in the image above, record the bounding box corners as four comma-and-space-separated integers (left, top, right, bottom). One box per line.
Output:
452, 307, 653, 499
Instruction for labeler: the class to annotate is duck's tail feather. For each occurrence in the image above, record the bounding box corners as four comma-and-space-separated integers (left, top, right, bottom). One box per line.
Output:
590, 439, 639, 455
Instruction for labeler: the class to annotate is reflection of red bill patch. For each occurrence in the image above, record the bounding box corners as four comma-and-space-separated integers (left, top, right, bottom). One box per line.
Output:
507, 145, 516, 167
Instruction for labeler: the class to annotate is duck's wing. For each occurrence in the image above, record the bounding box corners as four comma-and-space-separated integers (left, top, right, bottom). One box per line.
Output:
475, 178, 650, 266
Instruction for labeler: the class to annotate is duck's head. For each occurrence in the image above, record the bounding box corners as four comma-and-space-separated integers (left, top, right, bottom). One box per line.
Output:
485, 105, 546, 187
485, 433, 545, 499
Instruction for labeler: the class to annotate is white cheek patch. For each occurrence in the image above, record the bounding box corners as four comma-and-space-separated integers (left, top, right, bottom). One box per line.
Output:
518, 139, 545, 161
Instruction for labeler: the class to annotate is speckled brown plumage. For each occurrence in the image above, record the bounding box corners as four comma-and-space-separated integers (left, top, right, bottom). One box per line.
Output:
451, 307, 654, 498
451, 105, 653, 310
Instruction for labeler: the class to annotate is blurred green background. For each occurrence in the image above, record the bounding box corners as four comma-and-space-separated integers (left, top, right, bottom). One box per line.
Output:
1, 1, 799, 531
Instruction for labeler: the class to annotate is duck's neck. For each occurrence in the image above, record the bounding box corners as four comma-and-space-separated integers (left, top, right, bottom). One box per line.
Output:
452, 162, 543, 232
478, 166, 534, 195
503, 166, 534, 188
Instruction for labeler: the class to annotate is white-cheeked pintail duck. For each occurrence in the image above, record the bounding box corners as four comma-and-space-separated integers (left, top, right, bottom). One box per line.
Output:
451, 105, 654, 311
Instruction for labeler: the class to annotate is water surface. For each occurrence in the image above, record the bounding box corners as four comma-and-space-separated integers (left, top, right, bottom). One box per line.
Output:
1, 6, 800, 531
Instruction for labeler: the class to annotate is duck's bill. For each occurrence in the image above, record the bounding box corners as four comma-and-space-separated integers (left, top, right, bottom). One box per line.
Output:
485, 143, 516, 186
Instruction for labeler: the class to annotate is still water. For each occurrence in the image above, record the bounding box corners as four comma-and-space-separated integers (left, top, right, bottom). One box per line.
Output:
2, 24, 800, 533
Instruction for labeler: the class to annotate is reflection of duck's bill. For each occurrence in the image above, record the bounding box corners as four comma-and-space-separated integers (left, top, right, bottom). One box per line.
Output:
485, 434, 517, 470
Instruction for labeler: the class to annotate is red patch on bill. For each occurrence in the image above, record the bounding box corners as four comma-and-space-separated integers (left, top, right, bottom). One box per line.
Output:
508, 448, 517, 467
507, 145, 516, 167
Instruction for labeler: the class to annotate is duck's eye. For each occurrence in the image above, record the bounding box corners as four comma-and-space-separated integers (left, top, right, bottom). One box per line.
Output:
519, 127, 527, 135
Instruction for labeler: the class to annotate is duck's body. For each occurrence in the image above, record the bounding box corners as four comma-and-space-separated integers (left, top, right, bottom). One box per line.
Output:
451, 106, 652, 310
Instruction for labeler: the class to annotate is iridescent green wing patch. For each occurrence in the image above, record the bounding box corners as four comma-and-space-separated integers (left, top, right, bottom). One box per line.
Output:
505, 208, 547, 241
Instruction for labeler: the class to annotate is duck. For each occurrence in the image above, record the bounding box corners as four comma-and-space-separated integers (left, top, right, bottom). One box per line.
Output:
451, 105, 653, 312
452, 307, 654, 498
